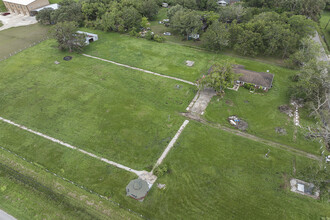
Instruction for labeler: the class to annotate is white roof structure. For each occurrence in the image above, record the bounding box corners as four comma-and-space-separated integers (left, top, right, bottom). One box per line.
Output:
3, 0, 36, 6
34, 4, 59, 12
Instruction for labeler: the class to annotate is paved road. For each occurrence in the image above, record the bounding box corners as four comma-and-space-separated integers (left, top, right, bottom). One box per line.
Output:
0, 210, 16, 220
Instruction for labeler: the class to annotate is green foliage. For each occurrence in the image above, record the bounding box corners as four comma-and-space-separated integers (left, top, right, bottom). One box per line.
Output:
36, 8, 54, 25
243, 0, 326, 21
145, 30, 154, 40
285, 37, 320, 68
200, 61, 238, 94
129, 27, 139, 37
243, 83, 255, 90
297, 165, 330, 200
154, 164, 169, 177
153, 34, 165, 43
141, 17, 150, 30
51, 21, 86, 52
171, 9, 203, 40
203, 20, 229, 51
51, 0, 83, 25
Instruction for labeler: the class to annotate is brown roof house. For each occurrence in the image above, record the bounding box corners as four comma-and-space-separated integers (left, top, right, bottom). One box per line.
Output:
3, 0, 50, 15
233, 65, 274, 91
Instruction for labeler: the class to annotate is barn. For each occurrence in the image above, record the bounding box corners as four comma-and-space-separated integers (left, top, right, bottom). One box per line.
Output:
2, 0, 50, 15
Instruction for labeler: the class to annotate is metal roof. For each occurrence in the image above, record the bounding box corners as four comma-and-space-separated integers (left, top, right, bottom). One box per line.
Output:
34, 3, 58, 11
126, 179, 150, 201
3, 0, 37, 6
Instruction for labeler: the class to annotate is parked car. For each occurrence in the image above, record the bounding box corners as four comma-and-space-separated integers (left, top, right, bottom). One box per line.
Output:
163, 32, 171, 36
2, 12, 10, 16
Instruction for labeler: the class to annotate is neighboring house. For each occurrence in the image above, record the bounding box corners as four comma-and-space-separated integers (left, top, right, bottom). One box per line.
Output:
30, 3, 58, 16
233, 65, 274, 91
162, 2, 168, 8
2, 0, 50, 15
208, 64, 274, 91
76, 31, 98, 45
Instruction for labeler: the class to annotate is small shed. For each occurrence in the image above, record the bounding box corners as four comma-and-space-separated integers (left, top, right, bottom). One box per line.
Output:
76, 31, 98, 45
126, 179, 150, 201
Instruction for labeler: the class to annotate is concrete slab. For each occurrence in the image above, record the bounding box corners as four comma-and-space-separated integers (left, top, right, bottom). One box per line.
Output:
0, 14, 37, 31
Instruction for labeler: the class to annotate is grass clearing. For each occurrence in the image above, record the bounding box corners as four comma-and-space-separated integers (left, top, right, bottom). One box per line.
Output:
0, 145, 139, 220
204, 86, 319, 155
119, 122, 329, 219
0, 24, 49, 59
83, 30, 319, 154
0, 39, 196, 169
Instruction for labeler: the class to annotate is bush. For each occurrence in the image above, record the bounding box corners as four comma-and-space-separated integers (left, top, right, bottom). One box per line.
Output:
153, 164, 170, 177
145, 31, 154, 40
255, 86, 265, 93
129, 28, 139, 37
243, 83, 254, 90
153, 34, 165, 43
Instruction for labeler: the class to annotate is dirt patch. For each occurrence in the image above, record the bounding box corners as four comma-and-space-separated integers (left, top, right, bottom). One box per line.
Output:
225, 100, 234, 106
275, 127, 287, 135
228, 116, 248, 131
278, 105, 293, 117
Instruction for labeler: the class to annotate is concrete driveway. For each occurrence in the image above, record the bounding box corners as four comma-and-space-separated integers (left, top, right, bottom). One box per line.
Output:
0, 13, 37, 31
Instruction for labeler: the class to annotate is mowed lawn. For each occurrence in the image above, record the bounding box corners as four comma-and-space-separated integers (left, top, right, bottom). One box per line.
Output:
204, 86, 320, 155
82, 30, 320, 154
131, 122, 329, 219
0, 24, 49, 59
0, 40, 196, 169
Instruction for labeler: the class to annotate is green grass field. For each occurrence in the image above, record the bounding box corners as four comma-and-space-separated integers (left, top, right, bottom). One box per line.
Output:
0, 24, 49, 59
0, 39, 196, 169
204, 87, 320, 155
320, 10, 330, 51
82, 30, 318, 154
0, 29, 328, 219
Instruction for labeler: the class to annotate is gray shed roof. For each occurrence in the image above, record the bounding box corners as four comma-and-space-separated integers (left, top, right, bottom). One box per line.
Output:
126, 179, 149, 201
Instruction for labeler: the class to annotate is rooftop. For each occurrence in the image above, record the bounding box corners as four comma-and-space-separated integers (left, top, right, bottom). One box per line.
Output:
3, 0, 36, 6
233, 65, 274, 88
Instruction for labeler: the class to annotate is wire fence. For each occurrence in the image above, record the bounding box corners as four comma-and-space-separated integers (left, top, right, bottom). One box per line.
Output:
0, 36, 50, 62
0, 145, 147, 220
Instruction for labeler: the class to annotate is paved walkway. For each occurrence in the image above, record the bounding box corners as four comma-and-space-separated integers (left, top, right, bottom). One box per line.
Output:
152, 120, 189, 171
82, 54, 197, 86
182, 113, 322, 161
0, 116, 142, 176
186, 88, 216, 115
0, 210, 16, 220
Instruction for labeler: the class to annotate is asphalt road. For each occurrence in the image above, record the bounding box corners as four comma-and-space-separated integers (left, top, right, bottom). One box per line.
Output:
0, 210, 16, 220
